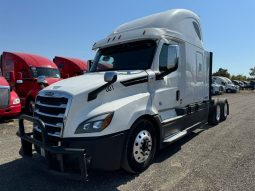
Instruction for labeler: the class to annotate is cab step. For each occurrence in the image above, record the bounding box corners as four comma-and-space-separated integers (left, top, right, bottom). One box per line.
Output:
163, 131, 187, 143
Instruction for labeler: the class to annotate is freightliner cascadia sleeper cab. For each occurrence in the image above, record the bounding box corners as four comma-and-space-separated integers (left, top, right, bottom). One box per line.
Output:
18, 9, 229, 179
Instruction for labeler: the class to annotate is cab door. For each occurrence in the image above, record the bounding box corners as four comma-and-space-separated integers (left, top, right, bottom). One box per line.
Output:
14, 65, 37, 107
149, 41, 183, 138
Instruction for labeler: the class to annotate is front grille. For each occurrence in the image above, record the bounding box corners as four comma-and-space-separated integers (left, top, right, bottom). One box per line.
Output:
0, 87, 10, 108
34, 93, 70, 137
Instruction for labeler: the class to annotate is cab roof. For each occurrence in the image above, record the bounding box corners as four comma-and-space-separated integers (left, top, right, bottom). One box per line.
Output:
93, 9, 203, 50
3, 52, 57, 68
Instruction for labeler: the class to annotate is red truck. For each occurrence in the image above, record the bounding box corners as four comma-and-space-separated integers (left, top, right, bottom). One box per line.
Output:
0, 52, 61, 113
53, 56, 88, 78
0, 76, 21, 118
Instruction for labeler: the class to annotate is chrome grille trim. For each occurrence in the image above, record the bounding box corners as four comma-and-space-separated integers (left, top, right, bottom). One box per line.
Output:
34, 109, 65, 118
34, 91, 72, 137
0, 87, 10, 108
34, 126, 61, 137
36, 101, 67, 108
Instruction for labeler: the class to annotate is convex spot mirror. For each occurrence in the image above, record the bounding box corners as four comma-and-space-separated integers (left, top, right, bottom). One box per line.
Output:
167, 45, 179, 70
104, 71, 117, 83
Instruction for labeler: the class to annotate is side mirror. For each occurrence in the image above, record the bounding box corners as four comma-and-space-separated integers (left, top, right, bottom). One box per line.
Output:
104, 71, 117, 83
167, 45, 179, 70
9, 71, 15, 83
16, 72, 23, 84
37, 76, 47, 84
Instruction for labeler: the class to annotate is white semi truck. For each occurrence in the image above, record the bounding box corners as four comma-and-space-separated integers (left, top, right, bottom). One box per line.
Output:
17, 9, 229, 179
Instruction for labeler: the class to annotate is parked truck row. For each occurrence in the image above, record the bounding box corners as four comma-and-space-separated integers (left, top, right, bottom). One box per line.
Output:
0, 52, 88, 118
17, 9, 230, 180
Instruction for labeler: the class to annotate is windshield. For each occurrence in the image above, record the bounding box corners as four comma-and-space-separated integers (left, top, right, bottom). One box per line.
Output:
90, 40, 157, 72
30, 67, 60, 78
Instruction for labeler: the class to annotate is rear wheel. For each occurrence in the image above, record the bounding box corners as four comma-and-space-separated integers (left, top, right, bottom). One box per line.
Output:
208, 103, 221, 125
220, 101, 228, 121
122, 119, 157, 173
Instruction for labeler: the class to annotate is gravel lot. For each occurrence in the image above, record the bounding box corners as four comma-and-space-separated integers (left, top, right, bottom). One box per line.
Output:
0, 91, 255, 191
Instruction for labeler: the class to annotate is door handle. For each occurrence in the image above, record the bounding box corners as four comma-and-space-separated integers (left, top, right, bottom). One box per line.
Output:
176, 90, 180, 101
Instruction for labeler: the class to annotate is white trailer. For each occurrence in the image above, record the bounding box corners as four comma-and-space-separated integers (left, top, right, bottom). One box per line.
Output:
18, 9, 229, 179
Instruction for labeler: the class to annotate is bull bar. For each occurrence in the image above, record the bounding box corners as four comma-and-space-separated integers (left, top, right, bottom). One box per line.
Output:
16, 114, 88, 181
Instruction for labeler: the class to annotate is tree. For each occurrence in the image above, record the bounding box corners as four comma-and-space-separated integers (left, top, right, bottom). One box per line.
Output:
231, 74, 247, 81
249, 67, 255, 77
212, 68, 230, 78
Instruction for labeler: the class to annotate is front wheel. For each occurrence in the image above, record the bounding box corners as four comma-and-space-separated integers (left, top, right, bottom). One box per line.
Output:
121, 119, 157, 173
26, 99, 35, 115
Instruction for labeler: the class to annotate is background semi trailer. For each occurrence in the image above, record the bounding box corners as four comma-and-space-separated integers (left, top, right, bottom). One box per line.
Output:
53, 56, 88, 78
0, 76, 21, 118
18, 9, 229, 179
1, 52, 61, 113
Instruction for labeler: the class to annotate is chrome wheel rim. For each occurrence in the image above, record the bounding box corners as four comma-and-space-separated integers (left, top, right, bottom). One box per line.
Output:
224, 103, 228, 117
133, 130, 152, 163
216, 105, 221, 121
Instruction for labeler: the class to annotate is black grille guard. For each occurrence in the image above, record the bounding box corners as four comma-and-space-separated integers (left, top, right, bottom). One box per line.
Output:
16, 114, 88, 181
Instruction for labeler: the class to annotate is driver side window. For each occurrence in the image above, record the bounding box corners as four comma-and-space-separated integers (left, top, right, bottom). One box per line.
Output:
159, 44, 179, 72
159, 44, 168, 72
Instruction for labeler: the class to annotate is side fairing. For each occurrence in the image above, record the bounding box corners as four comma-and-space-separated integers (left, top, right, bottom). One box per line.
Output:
182, 43, 208, 105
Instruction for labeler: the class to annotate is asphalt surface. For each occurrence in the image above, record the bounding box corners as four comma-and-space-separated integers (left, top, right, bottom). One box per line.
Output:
0, 91, 255, 191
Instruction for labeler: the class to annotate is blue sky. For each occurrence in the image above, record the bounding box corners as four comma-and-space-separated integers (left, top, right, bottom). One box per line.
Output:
0, 0, 254, 76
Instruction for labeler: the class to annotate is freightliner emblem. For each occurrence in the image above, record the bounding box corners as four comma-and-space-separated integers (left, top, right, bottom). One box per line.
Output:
45, 92, 54, 96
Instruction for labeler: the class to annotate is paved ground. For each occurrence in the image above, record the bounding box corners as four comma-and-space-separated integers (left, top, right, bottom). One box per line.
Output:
0, 91, 255, 191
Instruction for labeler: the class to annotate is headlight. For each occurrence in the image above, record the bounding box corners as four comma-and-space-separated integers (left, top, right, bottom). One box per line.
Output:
13, 98, 20, 105
75, 113, 114, 134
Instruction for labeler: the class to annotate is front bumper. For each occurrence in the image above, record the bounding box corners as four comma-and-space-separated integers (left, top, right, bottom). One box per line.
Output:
17, 115, 127, 179
0, 104, 21, 117
17, 115, 88, 180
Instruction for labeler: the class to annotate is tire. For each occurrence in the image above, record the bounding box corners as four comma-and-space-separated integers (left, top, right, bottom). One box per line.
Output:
20, 139, 32, 156
220, 101, 228, 121
122, 119, 157, 173
208, 103, 221, 125
26, 99, 35, 115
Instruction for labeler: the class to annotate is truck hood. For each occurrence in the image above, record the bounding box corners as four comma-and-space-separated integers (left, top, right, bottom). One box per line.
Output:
44, 70, 148, 95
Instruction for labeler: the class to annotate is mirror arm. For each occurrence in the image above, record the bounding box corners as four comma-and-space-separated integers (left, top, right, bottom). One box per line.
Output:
155, 64, 178, 80
87, 77, 117, 102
